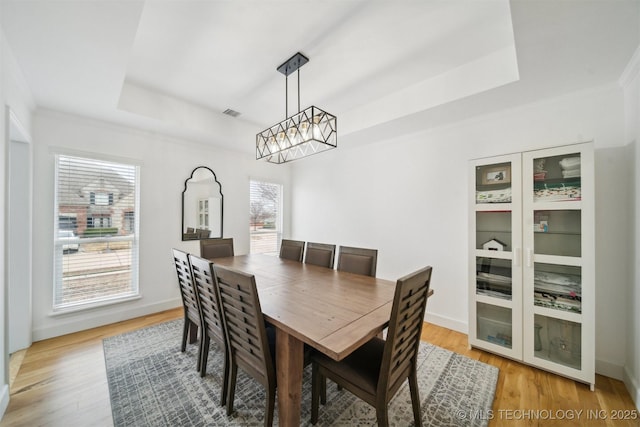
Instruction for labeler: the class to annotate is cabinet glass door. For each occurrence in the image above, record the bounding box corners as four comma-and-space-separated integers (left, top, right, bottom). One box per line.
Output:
523, 143, 594, 386
470, 154, 521, 359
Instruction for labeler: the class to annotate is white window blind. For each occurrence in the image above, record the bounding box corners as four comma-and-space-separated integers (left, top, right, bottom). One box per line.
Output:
54, 154, 140, 310
249, 180, 282, 255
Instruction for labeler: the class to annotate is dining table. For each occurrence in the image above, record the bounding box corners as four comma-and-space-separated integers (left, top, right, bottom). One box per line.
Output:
212, 253, 432, 426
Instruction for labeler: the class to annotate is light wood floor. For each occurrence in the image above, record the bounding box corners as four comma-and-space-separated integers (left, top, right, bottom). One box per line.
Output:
1, 308, 638, 426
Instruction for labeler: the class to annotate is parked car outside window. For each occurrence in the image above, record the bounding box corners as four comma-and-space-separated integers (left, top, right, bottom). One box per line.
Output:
59, 230, 79, 253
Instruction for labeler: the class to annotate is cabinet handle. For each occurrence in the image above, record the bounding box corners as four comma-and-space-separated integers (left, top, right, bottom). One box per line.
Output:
514, 248, 521, 267
526, 248, 533, 268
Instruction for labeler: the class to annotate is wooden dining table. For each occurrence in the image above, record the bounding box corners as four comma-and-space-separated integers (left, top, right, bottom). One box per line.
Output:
212, 253, 401, 426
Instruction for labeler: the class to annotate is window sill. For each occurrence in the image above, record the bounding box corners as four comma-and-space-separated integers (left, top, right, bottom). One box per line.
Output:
49, 294, 141, 317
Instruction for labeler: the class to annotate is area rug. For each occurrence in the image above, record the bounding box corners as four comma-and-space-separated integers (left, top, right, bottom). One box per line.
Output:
104, 320, 498, 426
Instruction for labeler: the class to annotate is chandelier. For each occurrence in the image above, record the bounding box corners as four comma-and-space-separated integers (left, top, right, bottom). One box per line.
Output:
256, 52, 337, 164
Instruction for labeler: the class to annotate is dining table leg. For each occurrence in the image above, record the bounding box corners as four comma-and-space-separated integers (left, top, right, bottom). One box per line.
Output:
275, 327, 304, 426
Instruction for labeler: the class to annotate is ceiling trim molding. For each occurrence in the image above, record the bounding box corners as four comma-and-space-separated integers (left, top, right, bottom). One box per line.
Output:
619, 44, 640, 88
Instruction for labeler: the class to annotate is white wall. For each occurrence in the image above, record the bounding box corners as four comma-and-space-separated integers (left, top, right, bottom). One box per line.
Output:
621, 44, 640, 408
291, 82, 630, 379
30, 110, 290, 340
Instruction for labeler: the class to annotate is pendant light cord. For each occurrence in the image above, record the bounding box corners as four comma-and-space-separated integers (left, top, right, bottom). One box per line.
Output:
297, 68, 301, 113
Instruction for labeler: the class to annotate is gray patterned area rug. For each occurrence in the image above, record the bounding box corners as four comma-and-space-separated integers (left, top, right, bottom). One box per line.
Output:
104, 320, 498, 426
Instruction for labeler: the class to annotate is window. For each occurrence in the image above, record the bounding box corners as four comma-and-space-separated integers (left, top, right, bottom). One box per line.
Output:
87, 215, 112, 228
89, 192, 114, 206
198, 198, 209, 228
123, 211, 135, 233
54, 154, 140, 310
249, 180, 282, 255
58, 214, 77, 231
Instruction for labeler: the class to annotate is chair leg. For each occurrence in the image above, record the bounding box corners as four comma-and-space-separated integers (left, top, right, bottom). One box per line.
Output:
181, 318, 190, 352
226, 362, 238, 416
188, 320, 198, 344
320, 374, 326, 405
221, 351, 230, 407
376, 405, 389, 427
409, 369, 423, 427
264, 384, 276, 427
199, 336, 210, 376
311, 362, 320, 425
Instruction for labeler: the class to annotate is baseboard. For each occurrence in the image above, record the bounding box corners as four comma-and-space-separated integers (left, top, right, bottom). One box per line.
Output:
623, 365, 640, 411
596, 359, 625, 381
32, 298, 181, 341
0, 384, 9, 422
425, 312, 467, 334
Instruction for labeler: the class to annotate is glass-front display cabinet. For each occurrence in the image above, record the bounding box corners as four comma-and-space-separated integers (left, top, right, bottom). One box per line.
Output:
469, 142, 594, 390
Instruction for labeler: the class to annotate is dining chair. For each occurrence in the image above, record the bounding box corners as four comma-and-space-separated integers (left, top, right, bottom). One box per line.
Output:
304, 242, 336, 269
200, 237, 234, 259
213, 264, 276, 427
171, 249, 200, 359
310, 265, 433, 427
337, 246, 378, 277
279, 239, 305, 262
188, 254, 229, 406
197, 228, 211, 239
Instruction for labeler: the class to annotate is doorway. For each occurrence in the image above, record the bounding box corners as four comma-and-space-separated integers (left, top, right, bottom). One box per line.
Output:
6, 108, 32, 355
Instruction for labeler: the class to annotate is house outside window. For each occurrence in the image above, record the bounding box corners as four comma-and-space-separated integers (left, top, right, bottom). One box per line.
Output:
249, 180, 282, 255
54, 154, 140, 310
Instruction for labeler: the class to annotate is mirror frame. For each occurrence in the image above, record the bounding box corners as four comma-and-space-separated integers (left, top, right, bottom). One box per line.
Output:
181, 166, 224, 241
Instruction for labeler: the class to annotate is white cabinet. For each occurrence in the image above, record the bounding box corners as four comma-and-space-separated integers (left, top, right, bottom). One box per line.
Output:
469, 142, 594, 389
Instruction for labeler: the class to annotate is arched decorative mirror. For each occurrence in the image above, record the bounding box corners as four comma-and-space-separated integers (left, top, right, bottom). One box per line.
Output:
182, 166, 223, 241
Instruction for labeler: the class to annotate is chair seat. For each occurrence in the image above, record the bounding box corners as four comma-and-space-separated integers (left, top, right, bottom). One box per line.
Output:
312, 337, 385, 395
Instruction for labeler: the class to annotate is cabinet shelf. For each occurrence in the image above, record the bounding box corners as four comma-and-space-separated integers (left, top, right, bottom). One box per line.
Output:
533, 254, 582, 267
476, 294, 513, 308
533, 201, 582, 211
475, 250, 512, 260
533, 305, 582, 323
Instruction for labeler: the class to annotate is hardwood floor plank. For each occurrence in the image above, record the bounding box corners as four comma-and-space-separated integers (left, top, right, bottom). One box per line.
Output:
1, 311, 637, 426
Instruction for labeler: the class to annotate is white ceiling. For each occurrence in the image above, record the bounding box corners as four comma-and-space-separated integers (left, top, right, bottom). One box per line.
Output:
2, 1, 639, 155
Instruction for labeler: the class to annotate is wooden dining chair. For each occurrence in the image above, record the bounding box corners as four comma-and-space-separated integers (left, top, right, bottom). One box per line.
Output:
188, 254, 229, 406
310, 265, 433, 427
213, 265, 276, 427
304, 242, 336, 269
171, 249, 200, 359
337, 246, 378, 277
200, 237, 234, 259
197, 228, 211, 239
279, 239, 305, 262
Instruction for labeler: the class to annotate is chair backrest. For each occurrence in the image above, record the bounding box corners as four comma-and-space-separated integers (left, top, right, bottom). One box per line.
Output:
279, 239, 305, 262
379, 266, 432, 397
337, 246, 378, 277
213, 265, 275, 387
197, 229, 211, 239
200, 238, 234, 259
304, 242, 336, 269
189, 254, 225, 347
172, 249, 200, 325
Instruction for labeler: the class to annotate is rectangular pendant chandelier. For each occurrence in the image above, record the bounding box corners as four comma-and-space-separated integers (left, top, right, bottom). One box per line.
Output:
256, 53, 337, 164
256, 105, 337, 164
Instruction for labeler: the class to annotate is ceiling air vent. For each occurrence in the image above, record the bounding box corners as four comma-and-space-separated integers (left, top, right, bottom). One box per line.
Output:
222, 108, 241, 118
